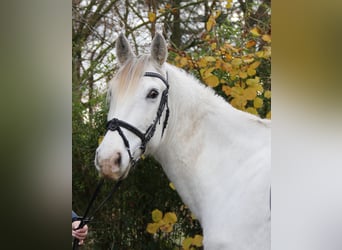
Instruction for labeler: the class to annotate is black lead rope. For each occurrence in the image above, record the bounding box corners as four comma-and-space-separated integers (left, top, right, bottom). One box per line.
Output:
72, 179, 122, 249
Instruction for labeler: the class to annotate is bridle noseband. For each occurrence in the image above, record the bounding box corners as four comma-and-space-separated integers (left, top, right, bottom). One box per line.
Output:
106, 71, 170, 166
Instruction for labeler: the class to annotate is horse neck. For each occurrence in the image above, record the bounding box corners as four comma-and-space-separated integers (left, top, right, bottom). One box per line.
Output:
153, 64, 270, 221
159, 63, 264, 155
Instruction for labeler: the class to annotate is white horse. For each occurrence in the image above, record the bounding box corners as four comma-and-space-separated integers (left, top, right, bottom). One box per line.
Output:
95, 33, 271, 249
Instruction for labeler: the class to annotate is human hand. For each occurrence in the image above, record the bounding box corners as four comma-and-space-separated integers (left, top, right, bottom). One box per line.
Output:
72, 221, 88, 245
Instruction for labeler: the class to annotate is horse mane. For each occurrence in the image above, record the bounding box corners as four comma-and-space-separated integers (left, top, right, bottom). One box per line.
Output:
107, 55, 153, 103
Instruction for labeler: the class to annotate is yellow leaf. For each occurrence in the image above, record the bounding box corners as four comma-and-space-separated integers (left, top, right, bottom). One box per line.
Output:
245, 79, 263, 94
224, 52, 232, 61
249, 61, 261, 69
246, 40, 256, 48
231, 86, 244, 97
230, 71, 238, 80
193, 235, 203, 247
231, 58, 243, 67
256, 51, 264, 58
263, 46, 271, 58
169, 182, 176, 190
240, 80, 246, 88
266, 111, 271, 119
199, 68, 205, 78
200, 67, 215, 79
204, 75, 219, 87
98, 136, 104, 145
239, 71, 248, 79
152, 209, 163, 222
215, 59, 223, 70
247, 68, 256, 76
214, 10, 222, 18
221, 62, 232, 72
246, 77, 260, 86
206, 15, 216, 31
244, 87, 257, 100
254, 97, 264, 108
258, 85, 264, 93
250, 27, 261, 36
190, 213, 197, 220
182, 237, 193, 250
264, 90, 271, 99
231, 97, 247, 110
246, 107, 258, 115
224, 43, 239, 53
157, 218, 166, 227
164, 212, 177, 224
148, 12, 156, 22
262, 34, 271, 43
146, 223, 159, 234
242, 56, 254, 64
179, 57, 188, 67
197, 58, 206, 68
204, 56, 216, 62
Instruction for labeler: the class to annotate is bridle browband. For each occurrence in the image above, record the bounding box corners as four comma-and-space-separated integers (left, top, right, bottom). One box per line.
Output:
106, 71, 170, 166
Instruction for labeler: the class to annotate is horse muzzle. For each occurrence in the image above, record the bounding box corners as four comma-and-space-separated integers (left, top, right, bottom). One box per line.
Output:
95, 147, 131, 181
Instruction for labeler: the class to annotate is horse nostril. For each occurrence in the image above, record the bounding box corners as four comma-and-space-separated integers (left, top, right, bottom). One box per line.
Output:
114, 152, 121, 166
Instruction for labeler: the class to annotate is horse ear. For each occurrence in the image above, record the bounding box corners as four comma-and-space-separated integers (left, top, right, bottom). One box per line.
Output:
151, 32, 168, 65
116, 33, 134, 65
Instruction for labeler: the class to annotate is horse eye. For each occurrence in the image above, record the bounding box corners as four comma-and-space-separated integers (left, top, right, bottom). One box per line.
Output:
146, 89, 159, 99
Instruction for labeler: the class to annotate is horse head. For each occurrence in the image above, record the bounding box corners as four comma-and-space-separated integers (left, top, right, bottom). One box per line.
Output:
95, 33, 169, 180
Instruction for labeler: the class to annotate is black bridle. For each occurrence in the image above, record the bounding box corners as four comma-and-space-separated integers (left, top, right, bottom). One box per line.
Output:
73, 71, 170, 249
106, 71, 170, 167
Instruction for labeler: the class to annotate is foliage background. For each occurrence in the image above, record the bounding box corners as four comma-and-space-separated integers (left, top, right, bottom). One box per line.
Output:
72, 0, 271, 249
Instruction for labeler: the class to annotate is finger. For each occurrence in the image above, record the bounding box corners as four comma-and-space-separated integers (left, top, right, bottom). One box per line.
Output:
76, 226, 88, 232
76, 229, 88, 236
73, 230, 87, 239
76, 228, 88, 235
78, 225, 88, 231
74, 232, 85, 239
72, 221, 81, 230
